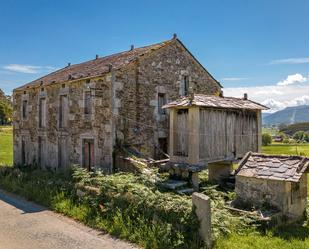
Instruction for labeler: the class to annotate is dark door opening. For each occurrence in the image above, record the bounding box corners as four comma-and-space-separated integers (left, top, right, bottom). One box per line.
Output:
83, 139, 94, 171
157, 137, 168, 159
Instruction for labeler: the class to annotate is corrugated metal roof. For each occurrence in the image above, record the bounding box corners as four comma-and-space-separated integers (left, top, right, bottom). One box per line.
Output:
235, 152, 309, 182
163, 94, 268, 110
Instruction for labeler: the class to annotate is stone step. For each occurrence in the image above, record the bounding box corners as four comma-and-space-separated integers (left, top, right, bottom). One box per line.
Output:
160, 180, 188, 190
176, 188, 195, 195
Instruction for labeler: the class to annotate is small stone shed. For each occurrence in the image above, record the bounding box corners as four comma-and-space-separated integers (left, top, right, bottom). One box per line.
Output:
235, 152, 309, 220
162, 94, 268, 182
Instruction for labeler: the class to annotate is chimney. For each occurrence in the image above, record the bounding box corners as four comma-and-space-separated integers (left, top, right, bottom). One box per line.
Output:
95, 54, 99, 59
130, 45, 134, 51
243, 93, 248, 100
173, 33, 177, 39
67, 63, 71, 67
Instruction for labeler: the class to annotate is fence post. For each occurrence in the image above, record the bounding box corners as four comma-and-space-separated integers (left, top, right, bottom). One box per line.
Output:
192, 192, 212, 248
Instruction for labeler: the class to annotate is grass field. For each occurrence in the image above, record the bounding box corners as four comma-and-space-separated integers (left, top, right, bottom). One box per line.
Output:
0, 126, 13, 166
262, 143, 309, 156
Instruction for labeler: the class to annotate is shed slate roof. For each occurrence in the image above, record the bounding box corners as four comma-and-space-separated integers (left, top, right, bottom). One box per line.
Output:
235, 152, 309, 182
14, 38, 222, 91
162, 94, 268, 110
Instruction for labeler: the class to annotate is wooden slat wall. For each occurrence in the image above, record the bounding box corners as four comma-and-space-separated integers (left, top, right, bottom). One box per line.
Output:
199, 108, 258, 161
174, 109, 188, 156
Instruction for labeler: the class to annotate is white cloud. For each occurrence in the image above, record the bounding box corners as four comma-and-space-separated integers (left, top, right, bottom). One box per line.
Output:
224, 75, 309, 113
3, 64, 57, 74
261, 99, 286, 112
221, 77, 248, 81
277, 73, 307, 86
288, 95, 309, 107
270, 57, 309, 65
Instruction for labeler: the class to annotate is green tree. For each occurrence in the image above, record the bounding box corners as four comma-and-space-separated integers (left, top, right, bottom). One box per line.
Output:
0, 89, 12, 125
262, 133, 272, 146
293, 131, 305, 141
304, 132, 309, 143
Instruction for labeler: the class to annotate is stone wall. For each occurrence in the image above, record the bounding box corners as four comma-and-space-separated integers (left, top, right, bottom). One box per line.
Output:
13, 39, 221, 170
235, 175, 307, 219
13, 75, 113, 172
114, 40, 221, 158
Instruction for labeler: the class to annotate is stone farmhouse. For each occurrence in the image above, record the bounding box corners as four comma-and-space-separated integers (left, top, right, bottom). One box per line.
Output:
13, 35, 222, 172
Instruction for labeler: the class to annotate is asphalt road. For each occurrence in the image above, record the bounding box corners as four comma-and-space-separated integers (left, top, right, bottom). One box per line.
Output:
0, 190, 138, 249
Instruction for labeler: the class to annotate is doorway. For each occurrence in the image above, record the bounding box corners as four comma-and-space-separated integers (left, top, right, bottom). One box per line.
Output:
82, 139, 94, 171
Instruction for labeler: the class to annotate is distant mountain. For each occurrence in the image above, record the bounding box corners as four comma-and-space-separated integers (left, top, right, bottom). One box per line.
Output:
263, 105, 309, 126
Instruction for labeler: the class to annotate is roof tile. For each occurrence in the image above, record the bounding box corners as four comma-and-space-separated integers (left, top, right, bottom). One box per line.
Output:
236, 152, 309, 182
15, 40, 173, 91
163, 94, 268, 110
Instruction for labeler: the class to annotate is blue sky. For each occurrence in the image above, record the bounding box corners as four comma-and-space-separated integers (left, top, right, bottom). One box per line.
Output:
1, 0, 309, 111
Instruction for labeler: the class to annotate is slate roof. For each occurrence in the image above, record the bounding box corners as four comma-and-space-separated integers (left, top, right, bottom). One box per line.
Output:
162, 94, 268, 110
235, 152, 309, 182
15, 40, 173, 91
14, 38, 222, 91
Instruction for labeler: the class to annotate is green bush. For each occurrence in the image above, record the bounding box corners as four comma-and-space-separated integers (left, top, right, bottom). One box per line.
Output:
262, 133, 272, 146
293, 131, 305, 141
0, 166, 202, 249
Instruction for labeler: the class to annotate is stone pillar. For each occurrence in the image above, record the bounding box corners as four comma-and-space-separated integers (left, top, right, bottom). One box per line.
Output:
208, 161, 232, 183
191, 172, 199, 191
188, 107, 200, 164
192, 192, 212, 248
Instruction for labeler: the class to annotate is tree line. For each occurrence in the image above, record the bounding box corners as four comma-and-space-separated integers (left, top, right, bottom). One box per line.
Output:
0, 89, 12, 125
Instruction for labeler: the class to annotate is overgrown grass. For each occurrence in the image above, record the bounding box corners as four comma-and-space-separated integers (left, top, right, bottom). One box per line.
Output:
0, 166, 204, 249
0, 126, 13, 166
2, 127, 309, 248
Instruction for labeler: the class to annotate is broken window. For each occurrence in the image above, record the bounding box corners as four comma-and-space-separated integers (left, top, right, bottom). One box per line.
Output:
59, 95, 68, 128
158, 93, 166, 115
82, 139, 94, 171
39, 98, 46, 128
22, 100, 28, 119
84, 91, 92, 114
